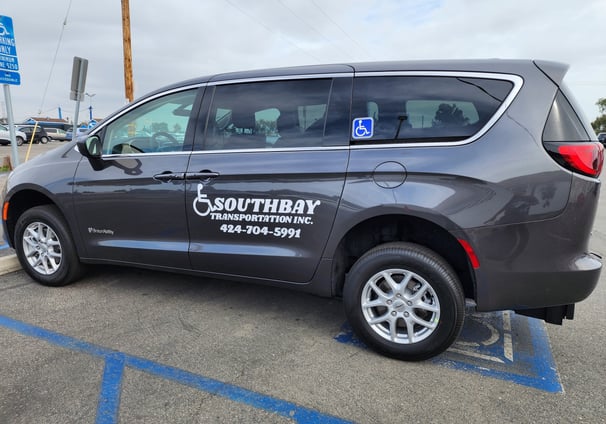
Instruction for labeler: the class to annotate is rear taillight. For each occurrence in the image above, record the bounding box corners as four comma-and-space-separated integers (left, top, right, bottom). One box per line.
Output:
545, 142, 604, 178
542, 90, 603, 177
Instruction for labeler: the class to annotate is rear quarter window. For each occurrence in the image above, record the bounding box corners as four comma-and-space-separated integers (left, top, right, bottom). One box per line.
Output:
542, 91, 589, 142
351, 76, 514, 143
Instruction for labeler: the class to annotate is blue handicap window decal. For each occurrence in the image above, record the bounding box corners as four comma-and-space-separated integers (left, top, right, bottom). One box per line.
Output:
352, 117, 374, 139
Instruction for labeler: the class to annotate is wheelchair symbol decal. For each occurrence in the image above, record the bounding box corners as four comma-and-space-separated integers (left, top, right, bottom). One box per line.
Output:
193, 184, 213, 217
352, 117, 374, 139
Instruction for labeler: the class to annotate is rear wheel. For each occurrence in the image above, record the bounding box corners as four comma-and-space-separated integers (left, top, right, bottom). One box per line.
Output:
14, 205, 84, 286
40, 136, 49, 144
343, 242, 465, 361
16, 136, 24, 146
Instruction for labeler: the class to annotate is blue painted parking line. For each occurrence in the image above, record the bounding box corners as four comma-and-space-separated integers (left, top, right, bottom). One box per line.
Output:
97, 354, 125, 424
0, 314, 353, 424
335, 311, 562, 393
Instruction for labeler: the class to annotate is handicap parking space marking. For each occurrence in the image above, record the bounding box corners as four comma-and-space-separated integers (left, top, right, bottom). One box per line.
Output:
0, 314, 353, 424
447, 310, 514, 363
335, 311, 562, 393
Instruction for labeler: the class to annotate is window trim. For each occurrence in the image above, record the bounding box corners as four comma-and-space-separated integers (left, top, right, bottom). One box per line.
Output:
349, 71, 523, 149
197, 71, 522, 152
200, 76, 346, 152
207, 73, 354, 87
90, 71, 522, 157
88, 84, 205, 159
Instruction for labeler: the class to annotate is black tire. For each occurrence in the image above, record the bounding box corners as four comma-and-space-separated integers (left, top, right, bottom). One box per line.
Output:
343, 242, 465, 361
14, 205, 84, 286
16, 136, 24, 146
40, 136, 49, 144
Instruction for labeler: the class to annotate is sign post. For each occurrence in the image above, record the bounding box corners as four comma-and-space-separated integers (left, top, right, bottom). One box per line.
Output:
70, 56, 88, 140
0, 15, 21, 167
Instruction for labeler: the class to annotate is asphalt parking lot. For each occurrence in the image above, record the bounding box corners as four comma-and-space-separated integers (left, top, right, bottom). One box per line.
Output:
0, 141, 605, 423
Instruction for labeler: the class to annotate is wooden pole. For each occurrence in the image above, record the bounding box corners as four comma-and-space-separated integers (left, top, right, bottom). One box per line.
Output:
121, 0, 134, 102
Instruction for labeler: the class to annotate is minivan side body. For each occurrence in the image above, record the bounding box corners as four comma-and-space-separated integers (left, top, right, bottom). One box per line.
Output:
2, 60, 602, 360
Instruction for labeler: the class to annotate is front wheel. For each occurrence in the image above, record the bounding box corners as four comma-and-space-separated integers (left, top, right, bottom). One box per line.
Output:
14, 205, 84, 286
343, 242, 465, 361
16, 136, 24, 146
40, 136, 49, 144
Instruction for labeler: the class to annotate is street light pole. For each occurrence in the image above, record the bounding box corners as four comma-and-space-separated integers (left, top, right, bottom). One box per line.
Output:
85, 92, 95, 121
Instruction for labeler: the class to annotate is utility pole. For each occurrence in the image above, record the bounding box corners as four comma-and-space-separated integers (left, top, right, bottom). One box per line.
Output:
121, 0, 134, 102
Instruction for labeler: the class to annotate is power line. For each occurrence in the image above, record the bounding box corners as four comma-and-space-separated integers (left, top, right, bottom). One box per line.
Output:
276, 0, 355, 61
222, 0, 323, 62
309, 0, 374, 60
38, 0, 74, 115
224, 0, 369, 63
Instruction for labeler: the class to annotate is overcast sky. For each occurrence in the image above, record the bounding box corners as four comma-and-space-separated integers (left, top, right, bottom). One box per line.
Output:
1, 0, 605, 126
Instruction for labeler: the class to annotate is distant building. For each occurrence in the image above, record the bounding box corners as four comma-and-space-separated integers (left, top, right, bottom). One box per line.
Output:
22, 117, 71, 130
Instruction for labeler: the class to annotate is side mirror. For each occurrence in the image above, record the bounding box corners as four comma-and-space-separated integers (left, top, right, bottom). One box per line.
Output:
77, 135, 103, 160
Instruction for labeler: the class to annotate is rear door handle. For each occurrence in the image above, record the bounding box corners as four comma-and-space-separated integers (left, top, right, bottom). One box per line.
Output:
185, 171, 220, 180
153, 172, 186, 182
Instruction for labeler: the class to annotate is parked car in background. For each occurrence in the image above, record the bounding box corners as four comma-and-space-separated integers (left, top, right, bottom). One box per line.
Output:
43, 127, 70, 142
17, 126, 49, 144
598, 132, 606, 146
0, 124, 26, 146
65, 127, 89, 141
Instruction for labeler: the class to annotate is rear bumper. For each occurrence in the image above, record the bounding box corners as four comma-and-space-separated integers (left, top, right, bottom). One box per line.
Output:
473, 252, 601, 313
515, 303, 575, 325
461, 172, 601, 317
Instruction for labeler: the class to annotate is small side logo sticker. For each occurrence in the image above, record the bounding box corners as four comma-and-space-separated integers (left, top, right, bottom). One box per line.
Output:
352, 117, 374, 139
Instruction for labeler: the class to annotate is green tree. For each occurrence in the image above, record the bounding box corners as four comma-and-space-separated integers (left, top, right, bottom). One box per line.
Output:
591, 98, 606, 133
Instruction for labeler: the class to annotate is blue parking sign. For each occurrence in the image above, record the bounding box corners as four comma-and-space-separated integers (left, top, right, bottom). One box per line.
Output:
0, 70, 19, 85
0, 15, 20, 85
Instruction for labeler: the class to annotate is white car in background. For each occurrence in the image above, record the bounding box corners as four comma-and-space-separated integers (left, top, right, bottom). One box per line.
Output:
0, 124, 26, 146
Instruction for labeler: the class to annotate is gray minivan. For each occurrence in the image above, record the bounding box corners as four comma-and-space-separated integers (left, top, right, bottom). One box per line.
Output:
2, 60, 602, 360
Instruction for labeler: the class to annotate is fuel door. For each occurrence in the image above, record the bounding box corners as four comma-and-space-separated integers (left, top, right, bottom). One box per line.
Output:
373, 161, 407, 188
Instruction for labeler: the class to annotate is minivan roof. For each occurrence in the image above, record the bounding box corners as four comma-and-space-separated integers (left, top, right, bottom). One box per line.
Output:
136, 59, 568, 109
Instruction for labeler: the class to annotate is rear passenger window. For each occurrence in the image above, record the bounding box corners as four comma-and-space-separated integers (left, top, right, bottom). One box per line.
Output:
351, 76, 514, 143
203, 79, 340, 150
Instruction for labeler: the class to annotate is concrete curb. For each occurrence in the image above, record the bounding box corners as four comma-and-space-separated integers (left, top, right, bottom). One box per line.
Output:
0, 254, 21, 275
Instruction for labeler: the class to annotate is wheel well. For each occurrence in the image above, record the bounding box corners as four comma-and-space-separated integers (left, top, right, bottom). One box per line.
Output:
5, 190, 54, 246
332, 215, 475, 300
